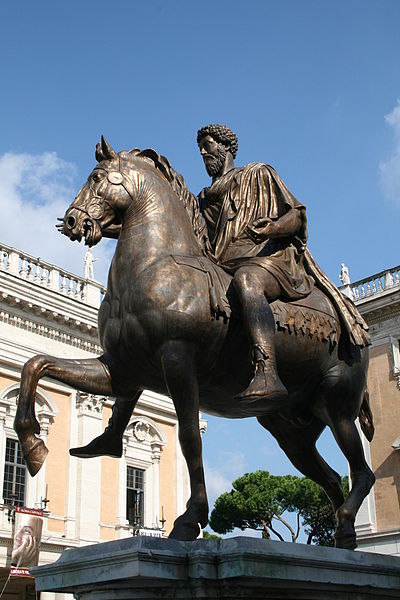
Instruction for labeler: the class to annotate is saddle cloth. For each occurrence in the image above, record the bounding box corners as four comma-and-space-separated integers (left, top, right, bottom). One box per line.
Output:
172, 255, 338, 346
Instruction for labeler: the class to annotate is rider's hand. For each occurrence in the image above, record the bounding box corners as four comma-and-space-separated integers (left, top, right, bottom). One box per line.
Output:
246, 217, 277, 243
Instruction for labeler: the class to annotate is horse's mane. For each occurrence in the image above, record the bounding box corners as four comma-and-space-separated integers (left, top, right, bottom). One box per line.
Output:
123, 148, 211, 256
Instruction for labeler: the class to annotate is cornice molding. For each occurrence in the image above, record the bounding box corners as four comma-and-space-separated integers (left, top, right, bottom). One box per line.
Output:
361, 303, 400, 325
0, 307, 102, 354
1, 290, 98, 335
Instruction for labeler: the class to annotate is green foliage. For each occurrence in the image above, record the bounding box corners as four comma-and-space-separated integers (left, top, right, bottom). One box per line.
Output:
208, 471, 349, 546
202, 530, 221, 540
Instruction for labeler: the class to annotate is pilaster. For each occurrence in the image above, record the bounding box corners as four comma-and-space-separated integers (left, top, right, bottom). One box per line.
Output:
74, 392, 106, 543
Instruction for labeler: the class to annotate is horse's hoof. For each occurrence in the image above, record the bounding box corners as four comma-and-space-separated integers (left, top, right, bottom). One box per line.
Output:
334, 532, 357, 550
169, 519, 200, 541
23, 438, 49, 477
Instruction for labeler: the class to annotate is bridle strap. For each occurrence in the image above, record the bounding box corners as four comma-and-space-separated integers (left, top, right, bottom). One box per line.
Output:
68, 156, 136, 226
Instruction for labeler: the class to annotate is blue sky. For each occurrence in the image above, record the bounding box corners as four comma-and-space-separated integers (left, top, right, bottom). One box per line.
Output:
1, 1, 400, 534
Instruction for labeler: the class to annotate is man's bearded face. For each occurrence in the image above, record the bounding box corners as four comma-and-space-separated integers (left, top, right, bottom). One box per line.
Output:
199, 135, 228, 177
204, 144, 226, 177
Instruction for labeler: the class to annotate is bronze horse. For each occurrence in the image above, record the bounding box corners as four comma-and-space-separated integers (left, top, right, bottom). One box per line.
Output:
15, 138, 375, 549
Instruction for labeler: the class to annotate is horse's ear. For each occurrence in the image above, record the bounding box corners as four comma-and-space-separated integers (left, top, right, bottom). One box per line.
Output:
95, 142, 104, 162
96, 136, 117, 162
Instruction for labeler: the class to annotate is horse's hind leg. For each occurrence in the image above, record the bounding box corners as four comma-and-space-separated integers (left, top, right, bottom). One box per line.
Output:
328, 418, 375, 550
161, 341, 208, 541
258, 414, 345, 515
15, 353, 114, 477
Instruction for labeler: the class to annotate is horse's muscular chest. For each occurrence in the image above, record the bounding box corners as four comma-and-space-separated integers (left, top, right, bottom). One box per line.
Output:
98, 259, 213, 357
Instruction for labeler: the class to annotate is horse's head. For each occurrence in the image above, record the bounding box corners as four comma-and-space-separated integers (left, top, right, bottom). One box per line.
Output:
59, 136, 136, 246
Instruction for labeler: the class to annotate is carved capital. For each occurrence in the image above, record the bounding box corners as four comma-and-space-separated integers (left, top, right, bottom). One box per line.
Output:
76, 392, 107, 419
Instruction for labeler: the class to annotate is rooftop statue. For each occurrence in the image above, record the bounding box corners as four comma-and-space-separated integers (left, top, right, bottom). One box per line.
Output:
15, 130, 373, 550
84, 247, 96, 280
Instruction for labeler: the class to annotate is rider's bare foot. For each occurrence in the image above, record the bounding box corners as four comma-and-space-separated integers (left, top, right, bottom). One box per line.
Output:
69, 431, 122, 459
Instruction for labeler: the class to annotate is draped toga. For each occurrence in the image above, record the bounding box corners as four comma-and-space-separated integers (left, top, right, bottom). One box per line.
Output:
198, 163, 314, 301
198, 162, 370, 348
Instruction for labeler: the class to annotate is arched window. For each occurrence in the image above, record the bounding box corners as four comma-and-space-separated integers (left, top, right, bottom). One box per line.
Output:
0, 384, 58, 509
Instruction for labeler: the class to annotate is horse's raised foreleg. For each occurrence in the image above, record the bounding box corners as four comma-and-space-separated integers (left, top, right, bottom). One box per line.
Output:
258, 414, 345, 515
15, 354, 113, 477
328, 418, 375, 550
161, 341, 208, 541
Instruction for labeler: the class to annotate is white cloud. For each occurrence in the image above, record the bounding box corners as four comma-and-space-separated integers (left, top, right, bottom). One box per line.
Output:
0, 151, 114, 284
204, 462, 231, 502
379, 100, 400, 205
204, 449, 247, 512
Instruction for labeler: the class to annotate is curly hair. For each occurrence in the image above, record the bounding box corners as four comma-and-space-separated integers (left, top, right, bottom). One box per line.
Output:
197, 124, 238, 159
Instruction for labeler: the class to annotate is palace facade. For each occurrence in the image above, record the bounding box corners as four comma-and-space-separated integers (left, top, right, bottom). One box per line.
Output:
343, 265, 400, 556
0, 242, 198, 599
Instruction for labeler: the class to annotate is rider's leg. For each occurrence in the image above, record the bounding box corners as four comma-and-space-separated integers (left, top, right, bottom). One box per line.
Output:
233, 266, 288, 402
69, 392, 141, 458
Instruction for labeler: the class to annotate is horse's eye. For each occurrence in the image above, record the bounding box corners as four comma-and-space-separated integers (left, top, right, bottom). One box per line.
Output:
91, 171, 103, 183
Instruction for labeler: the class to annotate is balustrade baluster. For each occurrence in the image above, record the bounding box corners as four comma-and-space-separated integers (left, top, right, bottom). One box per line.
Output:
74, 279, 80, 300
34, 262, 41, 284
41, 268, 48, 287
60, 274, 67, 295
19, 258, 28, 279
68, 278, 75, 297
27, 260, 34, 281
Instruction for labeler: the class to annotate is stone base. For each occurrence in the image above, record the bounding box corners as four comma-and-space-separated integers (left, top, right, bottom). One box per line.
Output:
31, 536, 400, 599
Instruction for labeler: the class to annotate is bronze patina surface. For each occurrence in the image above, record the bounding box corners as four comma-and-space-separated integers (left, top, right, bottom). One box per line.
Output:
15, 131, 374, 550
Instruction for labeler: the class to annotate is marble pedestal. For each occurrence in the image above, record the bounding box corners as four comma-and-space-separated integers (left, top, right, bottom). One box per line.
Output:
32, 536, 400, 599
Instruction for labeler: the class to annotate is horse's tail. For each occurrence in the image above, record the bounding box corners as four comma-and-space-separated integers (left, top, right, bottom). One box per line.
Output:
359, 389, 374, 442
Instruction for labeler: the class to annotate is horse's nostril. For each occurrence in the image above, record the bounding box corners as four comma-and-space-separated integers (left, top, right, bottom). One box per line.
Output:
67, 216, 76, 228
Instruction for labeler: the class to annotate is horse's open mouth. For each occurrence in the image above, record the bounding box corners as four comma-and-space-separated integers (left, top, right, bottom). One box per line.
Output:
83, 218, 102, 247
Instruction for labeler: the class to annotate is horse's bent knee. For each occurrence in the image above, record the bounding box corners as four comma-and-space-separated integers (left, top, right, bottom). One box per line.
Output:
22, 354, 50, 376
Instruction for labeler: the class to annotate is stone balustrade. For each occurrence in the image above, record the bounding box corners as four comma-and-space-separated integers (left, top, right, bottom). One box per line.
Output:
0, 242, 106, 308
351, 265, 400, 301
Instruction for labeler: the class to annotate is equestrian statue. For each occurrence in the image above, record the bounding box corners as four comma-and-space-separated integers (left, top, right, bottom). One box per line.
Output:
14, 126, 374, 550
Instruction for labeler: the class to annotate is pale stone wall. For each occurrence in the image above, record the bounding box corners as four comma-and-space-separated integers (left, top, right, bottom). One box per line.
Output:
45, 388, 72, 532
158, 421, 177, 535
350, 266, 400, 555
